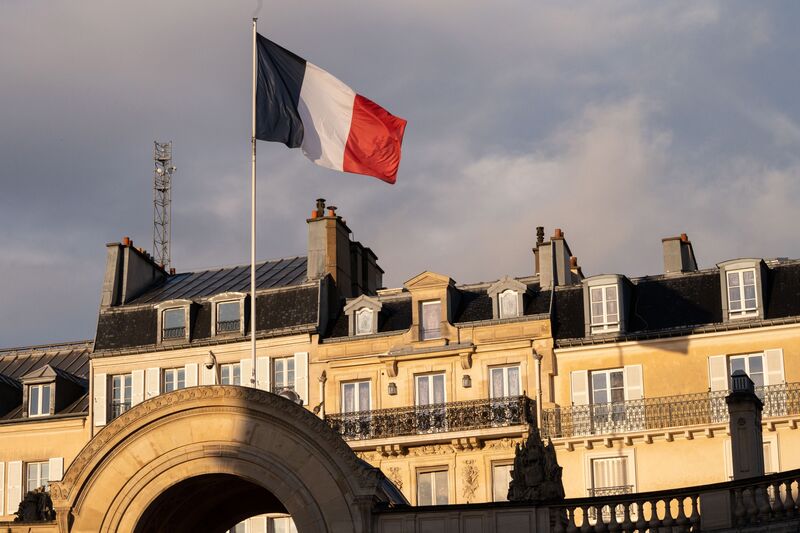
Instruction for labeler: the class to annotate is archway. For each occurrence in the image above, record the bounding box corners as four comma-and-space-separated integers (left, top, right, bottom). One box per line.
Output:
50, 386, 405, 533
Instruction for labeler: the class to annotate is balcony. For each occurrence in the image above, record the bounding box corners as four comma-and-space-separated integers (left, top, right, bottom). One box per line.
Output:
216, 319, 240, 333
110, 400, 131, 420
325, 395, 533, 442
542, 382, 800, 439
162, 326, 186, 340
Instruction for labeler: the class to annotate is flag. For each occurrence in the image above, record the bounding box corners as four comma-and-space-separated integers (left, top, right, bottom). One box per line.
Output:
255, 35, 407, 184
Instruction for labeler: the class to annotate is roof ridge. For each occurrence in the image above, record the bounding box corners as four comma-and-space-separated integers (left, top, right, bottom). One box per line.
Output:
0, 340, 94, 355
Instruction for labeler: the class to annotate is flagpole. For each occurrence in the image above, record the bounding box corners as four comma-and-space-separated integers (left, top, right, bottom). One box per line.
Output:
250, 17, 258, 388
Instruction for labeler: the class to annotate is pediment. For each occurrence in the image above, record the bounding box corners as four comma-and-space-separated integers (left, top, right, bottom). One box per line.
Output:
487, 276, 528, 297
343, 294, 383, 313
20, 364, 58, 382
403, 271, 453, 291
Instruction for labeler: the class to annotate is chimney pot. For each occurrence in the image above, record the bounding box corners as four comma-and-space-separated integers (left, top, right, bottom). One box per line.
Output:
681, 233, 689, 242
570, 256, 578, 268
553, 228, 563, 239
122, 236, 131, 246
311, 210, 318, 219
169, 267, 176, 275
327, 206, 337, 217
315, 198, 326, 217
536, 226, 545, 245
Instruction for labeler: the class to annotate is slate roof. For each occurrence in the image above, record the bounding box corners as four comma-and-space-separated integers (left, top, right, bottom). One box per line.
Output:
128, 256, 308, 305
0, 341, 91, 421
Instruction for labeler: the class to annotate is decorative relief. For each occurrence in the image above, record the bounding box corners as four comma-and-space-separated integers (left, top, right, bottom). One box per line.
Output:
387, 466, 403, 490
485, 437, 522, 450
410, 444, 454, 456
461, 460, 479, 502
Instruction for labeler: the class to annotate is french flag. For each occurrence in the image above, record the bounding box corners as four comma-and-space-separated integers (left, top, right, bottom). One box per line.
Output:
255, 35, 407, 184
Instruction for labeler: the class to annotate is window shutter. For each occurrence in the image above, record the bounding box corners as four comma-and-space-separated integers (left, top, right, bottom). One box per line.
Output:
0, 462, 5, 515
94, 373, 107, 427
7, 461, 21, 515
48, 457, 64, 482
764, 349, 785, 386
200, 364, 215, 385
256, 357, 270, 392
145, 367, 161, 399
623, 365, 644, 401
294, 352, 309, 405
131, 369, 145, 406
240, 358, 253, 387
570, 370, 589, 406
708, 355, 728, 391
184, 363, 198, 387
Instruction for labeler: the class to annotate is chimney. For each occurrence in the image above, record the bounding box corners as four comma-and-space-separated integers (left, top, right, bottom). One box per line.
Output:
662, 233, 698, 274
535, 227, 579, 288
307, 200, 383, 298
101, 237, 167, 307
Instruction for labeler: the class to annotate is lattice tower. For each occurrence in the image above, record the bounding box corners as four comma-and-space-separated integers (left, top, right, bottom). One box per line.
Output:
153, 141, 176, 269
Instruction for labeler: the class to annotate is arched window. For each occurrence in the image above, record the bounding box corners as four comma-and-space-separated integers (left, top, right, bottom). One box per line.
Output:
499, 290, 519, 318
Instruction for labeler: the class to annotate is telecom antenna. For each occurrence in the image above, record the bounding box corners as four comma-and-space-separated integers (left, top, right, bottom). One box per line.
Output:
153, 141, 176, 270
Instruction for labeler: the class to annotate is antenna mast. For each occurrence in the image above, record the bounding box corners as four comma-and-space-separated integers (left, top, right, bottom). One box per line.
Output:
153, 141, 176, 270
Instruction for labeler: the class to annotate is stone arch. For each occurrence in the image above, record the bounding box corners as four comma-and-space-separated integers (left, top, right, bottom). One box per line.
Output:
50, 386, 404, 533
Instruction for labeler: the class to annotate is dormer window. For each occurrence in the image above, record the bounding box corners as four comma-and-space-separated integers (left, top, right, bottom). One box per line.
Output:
487, 276, 527, 320
726, 268, 757, 318
343, 295, 382, 336
421, 301, 442, 340
718, 259, 766, 322
355, 308, 374, 336
28, 384, 52, 417
162, 308, 186, 339
155, 299, 193, 343
209, 293, 247, 336
583, 275, 628, 336
590, 285, 619, 333
216, 301, 240, 332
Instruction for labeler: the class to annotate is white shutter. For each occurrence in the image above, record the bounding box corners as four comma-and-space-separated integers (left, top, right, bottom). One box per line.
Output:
0, 462, 4, 515
185, 363, 198, 387
131, 369, 145, 406
7, 461, 21, 515
145, 367, 161, 399
764, 349, 785, 386
294, 352, 309, 405
48, 458, 64, 482
570, 370, 589, 406
94, 373, 107, 427
240, 358, 253, 388
201, 364, 215, 385
256, 356, 270, 391
623, 365, 644, 401
708, 355, 728, 391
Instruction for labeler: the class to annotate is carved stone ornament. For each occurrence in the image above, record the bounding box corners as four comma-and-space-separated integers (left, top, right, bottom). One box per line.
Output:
507, 424, 565, 503
462, 460, 479, 502
15, 488, 55, 522
387, 466, 403, 490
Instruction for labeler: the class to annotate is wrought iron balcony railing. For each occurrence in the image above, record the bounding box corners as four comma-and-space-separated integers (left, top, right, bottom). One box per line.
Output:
542, 382, 800, 439
216, 319, 241, 333
110, 400, 131, 420
325, 395, 533, 441
162, 326, 186, 340
271, 383, 295, 394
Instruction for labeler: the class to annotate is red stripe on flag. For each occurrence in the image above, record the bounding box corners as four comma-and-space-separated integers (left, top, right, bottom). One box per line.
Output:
343, 94, 407, 184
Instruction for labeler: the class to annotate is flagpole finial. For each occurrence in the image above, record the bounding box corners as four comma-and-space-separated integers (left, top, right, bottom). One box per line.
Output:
253, 17, 258, 23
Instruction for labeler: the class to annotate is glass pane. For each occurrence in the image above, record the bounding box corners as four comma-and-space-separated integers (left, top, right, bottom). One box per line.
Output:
217, 302, 239, 322
434, 471, 449, 504
491, 368, 504, 397
432, 375, 445, 404
606, 300, 618, 315
749, 355, 763, 374
343, 383, 354, 412
611, 388, 625, 403
744, 285, 756, 299
730, 358, 746, 374
591, 302, 604, 321
177, 369, 185, 389
493, 464, 512, 502
508, 367, 520, 396
500, 291, 517, 318
41, 385, 51, 414
359, 382, 370, 410
728, 272, 740, 287
744, 298, 757, 310
288, 358, 295, 385
275, 359, 284, 386
422, 302, 441, 338
165, 371, 174, 392
417, 377, 430, 406
356, 309, 372, 334
610, 371, 624, 388
164, 308, 184, 329
743, 270, 755, 284
233, 365, 241, 385
221, 366, 230, 385
605, 286, 617, 301
591, 288, 602, 303
592, 373, 607, 392
418, 472, 432, 505
42, 463, 49, 484
30, 386, 39, 415
594, 390, 608, 404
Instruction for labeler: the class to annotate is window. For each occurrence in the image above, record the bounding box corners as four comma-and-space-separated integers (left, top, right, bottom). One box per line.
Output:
271, 516, 298, 533
415, 373, 446, 433
355, 308, 373, 336
163, 368, 186, 393
499, 290, 519, 318
417, 469, 448, 505
416, 373, 446, 406
226, 522, 247, 533
28, 384, 52, 417
490, 366, 520, 398
221, 363, 241, 386
111, 373, 132, 420
216, 301, 241, 333
421, 301, 442, 340
26, 461, 49, 493
727, 268, 758, 318
162, 308, 186, 340
590, 368, 626, 428
492, 463, 513, 502
342, 381, 370, 413
272, 357, 295, 393
730, 353, 764, 389
588, 456, 633, 521
590, 285, 619, 333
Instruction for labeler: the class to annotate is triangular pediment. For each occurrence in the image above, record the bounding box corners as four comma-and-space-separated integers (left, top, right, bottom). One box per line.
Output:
343, 294, 383, 313
403, 271, 453, 291
20, 364, 57, 382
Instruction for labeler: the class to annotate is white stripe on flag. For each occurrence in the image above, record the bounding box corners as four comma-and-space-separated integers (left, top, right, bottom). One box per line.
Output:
298, 62, 356, 172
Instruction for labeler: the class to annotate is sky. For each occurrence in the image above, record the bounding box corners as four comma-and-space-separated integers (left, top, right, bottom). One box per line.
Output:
1, 1, 799, 348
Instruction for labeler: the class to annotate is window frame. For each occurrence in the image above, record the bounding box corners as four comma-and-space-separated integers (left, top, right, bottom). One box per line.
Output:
420, 300, 442, 340
498, 290, 519, 319
26, 461, 50, 493
341, 380, 371, 413
415, 372, 447, 406
589, 284, 620, 333
718, 259, 765, 322
487, 276, 527, 320
491, 461, 514, 502
416, 467, 449, 506
155, 299, 192, 344
489, 365, 521, 399
271, 357, 295, 393
209, 292, 247, 337
583, 275, 627, 336
28, 383, 53, 417
163, 367, 186, 393
110, 373, 133, 421
354, 308, 374, 336
220, 363, 242, 386
729, 353, 765, 389
726, 268, 758, 319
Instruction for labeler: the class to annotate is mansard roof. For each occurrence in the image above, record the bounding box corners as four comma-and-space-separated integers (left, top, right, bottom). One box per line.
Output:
127, 256, 308, 305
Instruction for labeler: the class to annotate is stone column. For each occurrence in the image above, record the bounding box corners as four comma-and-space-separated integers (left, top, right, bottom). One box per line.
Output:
726, 370, 764, 480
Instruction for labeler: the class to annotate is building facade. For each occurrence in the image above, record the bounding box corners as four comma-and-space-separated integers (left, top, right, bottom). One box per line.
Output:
0, 201, 798, 530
